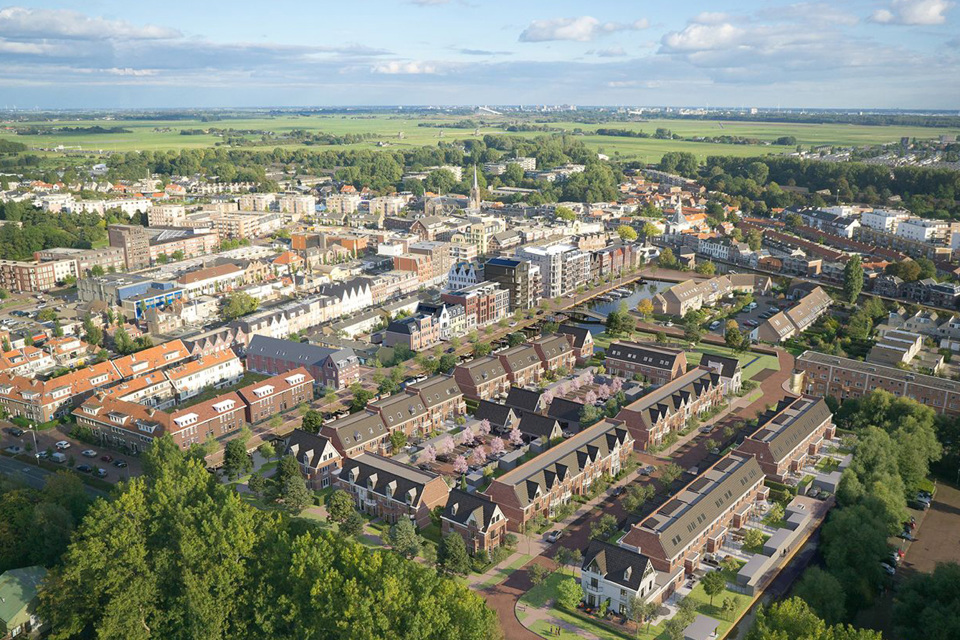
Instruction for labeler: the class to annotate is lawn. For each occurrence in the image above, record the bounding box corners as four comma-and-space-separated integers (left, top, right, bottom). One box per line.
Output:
682, 563, 751, 638
478, 553, 535, 589
815, 457, 841, 473
179, 371, 269, 408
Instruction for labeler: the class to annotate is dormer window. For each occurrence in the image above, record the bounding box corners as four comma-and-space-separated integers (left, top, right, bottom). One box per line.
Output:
252, 385, 274, 398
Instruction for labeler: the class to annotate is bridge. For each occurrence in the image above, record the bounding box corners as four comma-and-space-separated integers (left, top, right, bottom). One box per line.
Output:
558, 307, 607, 323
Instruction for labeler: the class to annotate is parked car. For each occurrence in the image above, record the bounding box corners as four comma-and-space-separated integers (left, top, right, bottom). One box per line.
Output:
95, 468, 108, 478
81, 449, 97, 458
4, 427, 24, 437
50, 452, 67, 463
3, 445, 24, 455
709, 321, 721, 330
611, 486, 626, 497
880, 563, 896, 576
36, 450, 50, 460
76, 464, 93, 474
545, 530, 562, 543
908, 498, 930, 510
112, 459, 128, 468
101, 454, 114, 463
699, 425, 715, 434
898, 531, 917, 542
638, 465, 655, 476
710, 447, 721, 455
55, 440, 71, 450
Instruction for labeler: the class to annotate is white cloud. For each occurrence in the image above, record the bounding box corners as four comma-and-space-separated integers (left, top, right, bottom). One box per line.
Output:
0, 6, 180, 40
660, 22, 744, 52
519, 16, 648, 42
371, 60, 441, 74
692, 12, 731, 25
871, 0, 954, 25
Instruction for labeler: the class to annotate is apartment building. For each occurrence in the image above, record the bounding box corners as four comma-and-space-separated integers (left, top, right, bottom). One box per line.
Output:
735, 396, 835, 482
321, 411, 390, 457
108, 224, 151, 270
335, 453, 450, 528
148, 232, 218, 263
74, 394, 174, 454
604, 342, 687, 385
0, 258, 77, 293
453, 356, 510, 400
148, 204, 186, 227
795, 350, 960, 415
484, 418, 633, 532
441, 281, 509, 327
516, 243, 589, 299
497, 345, 545, 388
245, 336, 360, 391
34, 246, 126, 276
210, 211, 282, 239
236, 368, 314, 424
860, 209, 910, 232
110, 340, 190, 381
615, 368, 724, 450
407, 375, 466, 425
168, 393, 247, 446
557, 325, 595, 365
0, 361, 122, 423
163, 348, 244, 401
752, 286, 832, 343
581, 541, 660, 612
285, 429, 342, 489
0, 346, 56, 378
447, 261, 483, 291
100, 372, 175, 409
384, 313, 441, 352
483, 257, 542, 312
620, 454, 767, 580
325, 193, 362, 215
317, 278, 373, 317
278, 194, 317, 217
441, 489, 509, 555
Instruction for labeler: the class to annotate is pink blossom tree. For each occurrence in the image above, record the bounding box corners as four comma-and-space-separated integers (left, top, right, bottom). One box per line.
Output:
579, 371, 593, 386
453, 454, 468, 475
541, 389, 555, 406
556, 382, 569, 397
490, 437, 505, 456
438, 436, 455, 457
458, 426, 475, 446
471, 446, 487, 466
609, 377, 623, 394
596, 384, 611, 401
476, 419, 491, 437
419, 445, 436, 464
584, 390, 598, 405
509, 427, 524, 446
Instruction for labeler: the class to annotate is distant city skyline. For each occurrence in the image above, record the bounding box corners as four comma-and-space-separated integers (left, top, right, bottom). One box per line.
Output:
0, 1, 957, 110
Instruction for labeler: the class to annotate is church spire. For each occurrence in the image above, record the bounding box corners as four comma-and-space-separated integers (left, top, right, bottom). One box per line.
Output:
470, 164, 481, 210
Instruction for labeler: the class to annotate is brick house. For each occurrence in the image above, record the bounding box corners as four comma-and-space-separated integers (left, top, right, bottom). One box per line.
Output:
615, 368, 724, 450
734, 396, 835, 482
454, 356, 510, 400
620, 455, 767, 583
285, 428, 342, 489
441, 488, 509, 555
699, 353, 742, 395
531, 334, 577, 373
407, 375, 466, 425
321, 411, 390, 457
335, 453, 450, 528
370, 392, 432, 440
604, 342, 687, 385
383, 313, 441, 352
497, 345, 544, 388
245, 336, 360, 391
236, 368, 314, 424
484, 419, 633, 532
168, 392, 247, 445
557, 325, 595, 365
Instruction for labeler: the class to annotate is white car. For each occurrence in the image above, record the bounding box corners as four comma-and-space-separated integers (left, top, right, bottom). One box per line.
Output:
81, 449, 97, 458
3, 445, 24, 455
55, 440, 71, 450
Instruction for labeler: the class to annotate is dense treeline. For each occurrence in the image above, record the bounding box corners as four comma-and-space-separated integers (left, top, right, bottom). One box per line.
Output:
0, 139, 27, 153
38, 436, 500, 640
642, 112, 960, 129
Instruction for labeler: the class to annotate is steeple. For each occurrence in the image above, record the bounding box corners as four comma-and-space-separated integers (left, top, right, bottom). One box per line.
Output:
470, 164, 481, 210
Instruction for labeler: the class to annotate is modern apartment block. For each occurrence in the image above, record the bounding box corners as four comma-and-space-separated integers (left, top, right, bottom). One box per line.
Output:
483, 257, 542, 311
108, 224, 151, 270
795, 350, 960, 415
615, 368, 724, 450
0, 258, 77, 293
484, 418, 633, 532
620, 455, 767, 582
604, 342, 687, 385
735, 396, 835, 482
441, 489, 509, 555
516, 243, 589, 299
335, 453, 450, 528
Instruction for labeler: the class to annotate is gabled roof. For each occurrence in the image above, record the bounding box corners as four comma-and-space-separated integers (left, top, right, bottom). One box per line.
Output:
408, 374, 462, 409
517, 413, 562, 440
457, 356, 507, 384
247, 335, 356, 368
606, 341, 682, 370
474, 399, 518, 429
505, 387, 543, 413
339, 453, 443, 507
322, 411, 388, 451
372, 391, 428, 427
442, 488, 503, 531
285, 428, 339, 470
0, 566, 46, 624
746, 396, 832, 463
546, 397, 585, 428
110, 340, 189, 379
556, 324, 592, 349
581, 540, 654, 591
699, 353, 741, 379
237, 367, 314, 404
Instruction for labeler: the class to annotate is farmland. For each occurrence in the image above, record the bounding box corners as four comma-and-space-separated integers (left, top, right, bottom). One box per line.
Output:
2, 113, 958, 164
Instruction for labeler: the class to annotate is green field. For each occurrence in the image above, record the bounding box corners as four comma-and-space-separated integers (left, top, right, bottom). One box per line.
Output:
3, 114, 957, 164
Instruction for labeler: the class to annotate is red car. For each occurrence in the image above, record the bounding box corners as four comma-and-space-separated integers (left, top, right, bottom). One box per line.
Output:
101, 454, 114, 463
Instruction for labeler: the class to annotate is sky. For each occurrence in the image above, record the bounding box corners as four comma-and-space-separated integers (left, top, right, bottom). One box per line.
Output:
0, 0, 957, 110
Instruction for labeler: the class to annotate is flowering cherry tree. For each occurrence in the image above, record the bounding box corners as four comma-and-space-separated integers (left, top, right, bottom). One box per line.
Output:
541, 389, 555, 406
609, 377, 624, 394
509, 427, 524, 446
419, 445, 436, 464
490, 437, 505, 456
453, 455, 468, 475
470, 446, 487, 466
438, 437, 455, 457
476, 419, 491, 437
584, 390, 598, 405
458, 426, 475, 446
596, 384, 611, 401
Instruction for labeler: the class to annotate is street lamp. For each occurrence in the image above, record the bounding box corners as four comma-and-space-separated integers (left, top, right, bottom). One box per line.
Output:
28, 421, 39, 467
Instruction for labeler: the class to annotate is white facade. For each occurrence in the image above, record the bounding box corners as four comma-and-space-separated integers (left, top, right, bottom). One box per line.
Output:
447, 261, 482, 291
896, 217, 947, 242
581, 560, 658, 614
148, 204, 187, 227
516, 243, 589, 299
325, 193, 362, 215
167, 353, 244, 400
861, 209, 910, 233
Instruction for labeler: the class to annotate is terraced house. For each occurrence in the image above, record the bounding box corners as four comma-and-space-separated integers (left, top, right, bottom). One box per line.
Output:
605, 342, 687, 385
735, 396, 835, 482
407, 375, 466, 425
620, 455, 767, 586
236, 368, 314, 424
442, 489, 509, 555
497, 344, 544, 388
284, 429, 342, 489
370, 392, 431, 440
335, 453, 450, 528
0, 360, 122, 423
454, 356, 510, 400
615, 367, 724, 450
321, 411, 391, 457
163, 348, 244, 402
484, 418, 633, 532
531, 334, 577, 373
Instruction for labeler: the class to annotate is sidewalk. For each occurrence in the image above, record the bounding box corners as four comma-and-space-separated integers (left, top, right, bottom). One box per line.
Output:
654, 397, 751, 459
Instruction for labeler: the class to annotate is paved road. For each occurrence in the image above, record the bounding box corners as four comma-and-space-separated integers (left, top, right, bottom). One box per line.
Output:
0, 454, 109, 498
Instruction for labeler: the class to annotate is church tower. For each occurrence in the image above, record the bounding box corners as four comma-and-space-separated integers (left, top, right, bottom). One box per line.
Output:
470, 165, 481, 210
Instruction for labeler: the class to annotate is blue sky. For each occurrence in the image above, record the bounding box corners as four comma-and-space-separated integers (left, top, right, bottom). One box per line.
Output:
0, 0, 957, 109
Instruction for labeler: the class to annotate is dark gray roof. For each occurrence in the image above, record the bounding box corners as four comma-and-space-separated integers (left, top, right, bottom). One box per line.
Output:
323, 411, 388, 450
517, 413, 562, 440
247, 335, 357, 368
458, 356, 507, 384
442, 488, 502, 531
557, 324, 591, 349
582, 539, 654, 591
748, 396, 832, 464
340, 453, 442, 507
547, 397, 585, 430
318, 277, 370, 300
700, 353, 741, 379
606, 341, 682, 370
386, 316, 419, 335
474, 400, 518, 430
505, 387, 543, 413
285, 429, 337, 470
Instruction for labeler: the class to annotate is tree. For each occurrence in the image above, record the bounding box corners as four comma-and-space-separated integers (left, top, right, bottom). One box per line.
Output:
590, 513, 618, 540
453, 455, 469, 475
472, 342, 492, 357
702, 570, 726, 605
223, 439, 251, 480
660, 462, 682, 485
301, 410, 323, 434
721, 597, 739, 621
349, 383, 375, 413
843, 255, 864, 303
438, 533, 471, 576
528, 563, 552, 586
742, 528, 765, 551
280, 473, 311, 514
724, 320, 744, 350
894, 562, 960, 640
622, 484, 655, 515
695, 260, 716, 275
113, 324, 133, 355
222, 292, 259, 321
658, 247, 678, 269
325, 489, 355, 524
640, 222, 661, 240
628, 597, 658, 636
438, 353, 458, 373
257, 442, 275, 460
507, 332, 525, 347
793, 567, 847, 625
747, 229, 764, 251
636, 298, 654, 319
387, 517, 422, 559
617, 225, 638, 242
490, 437, 505, 456
509, 427, 523, 446
340, 510, 365, 537
555, 206, 577, 222
556, 577, 584, 610
389, 431, 408, 453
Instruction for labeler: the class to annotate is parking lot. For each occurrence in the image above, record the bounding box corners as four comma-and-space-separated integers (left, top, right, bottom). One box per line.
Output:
704, 293, 793, 337
1, 423, 142, 482
901, 483, 960, 572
